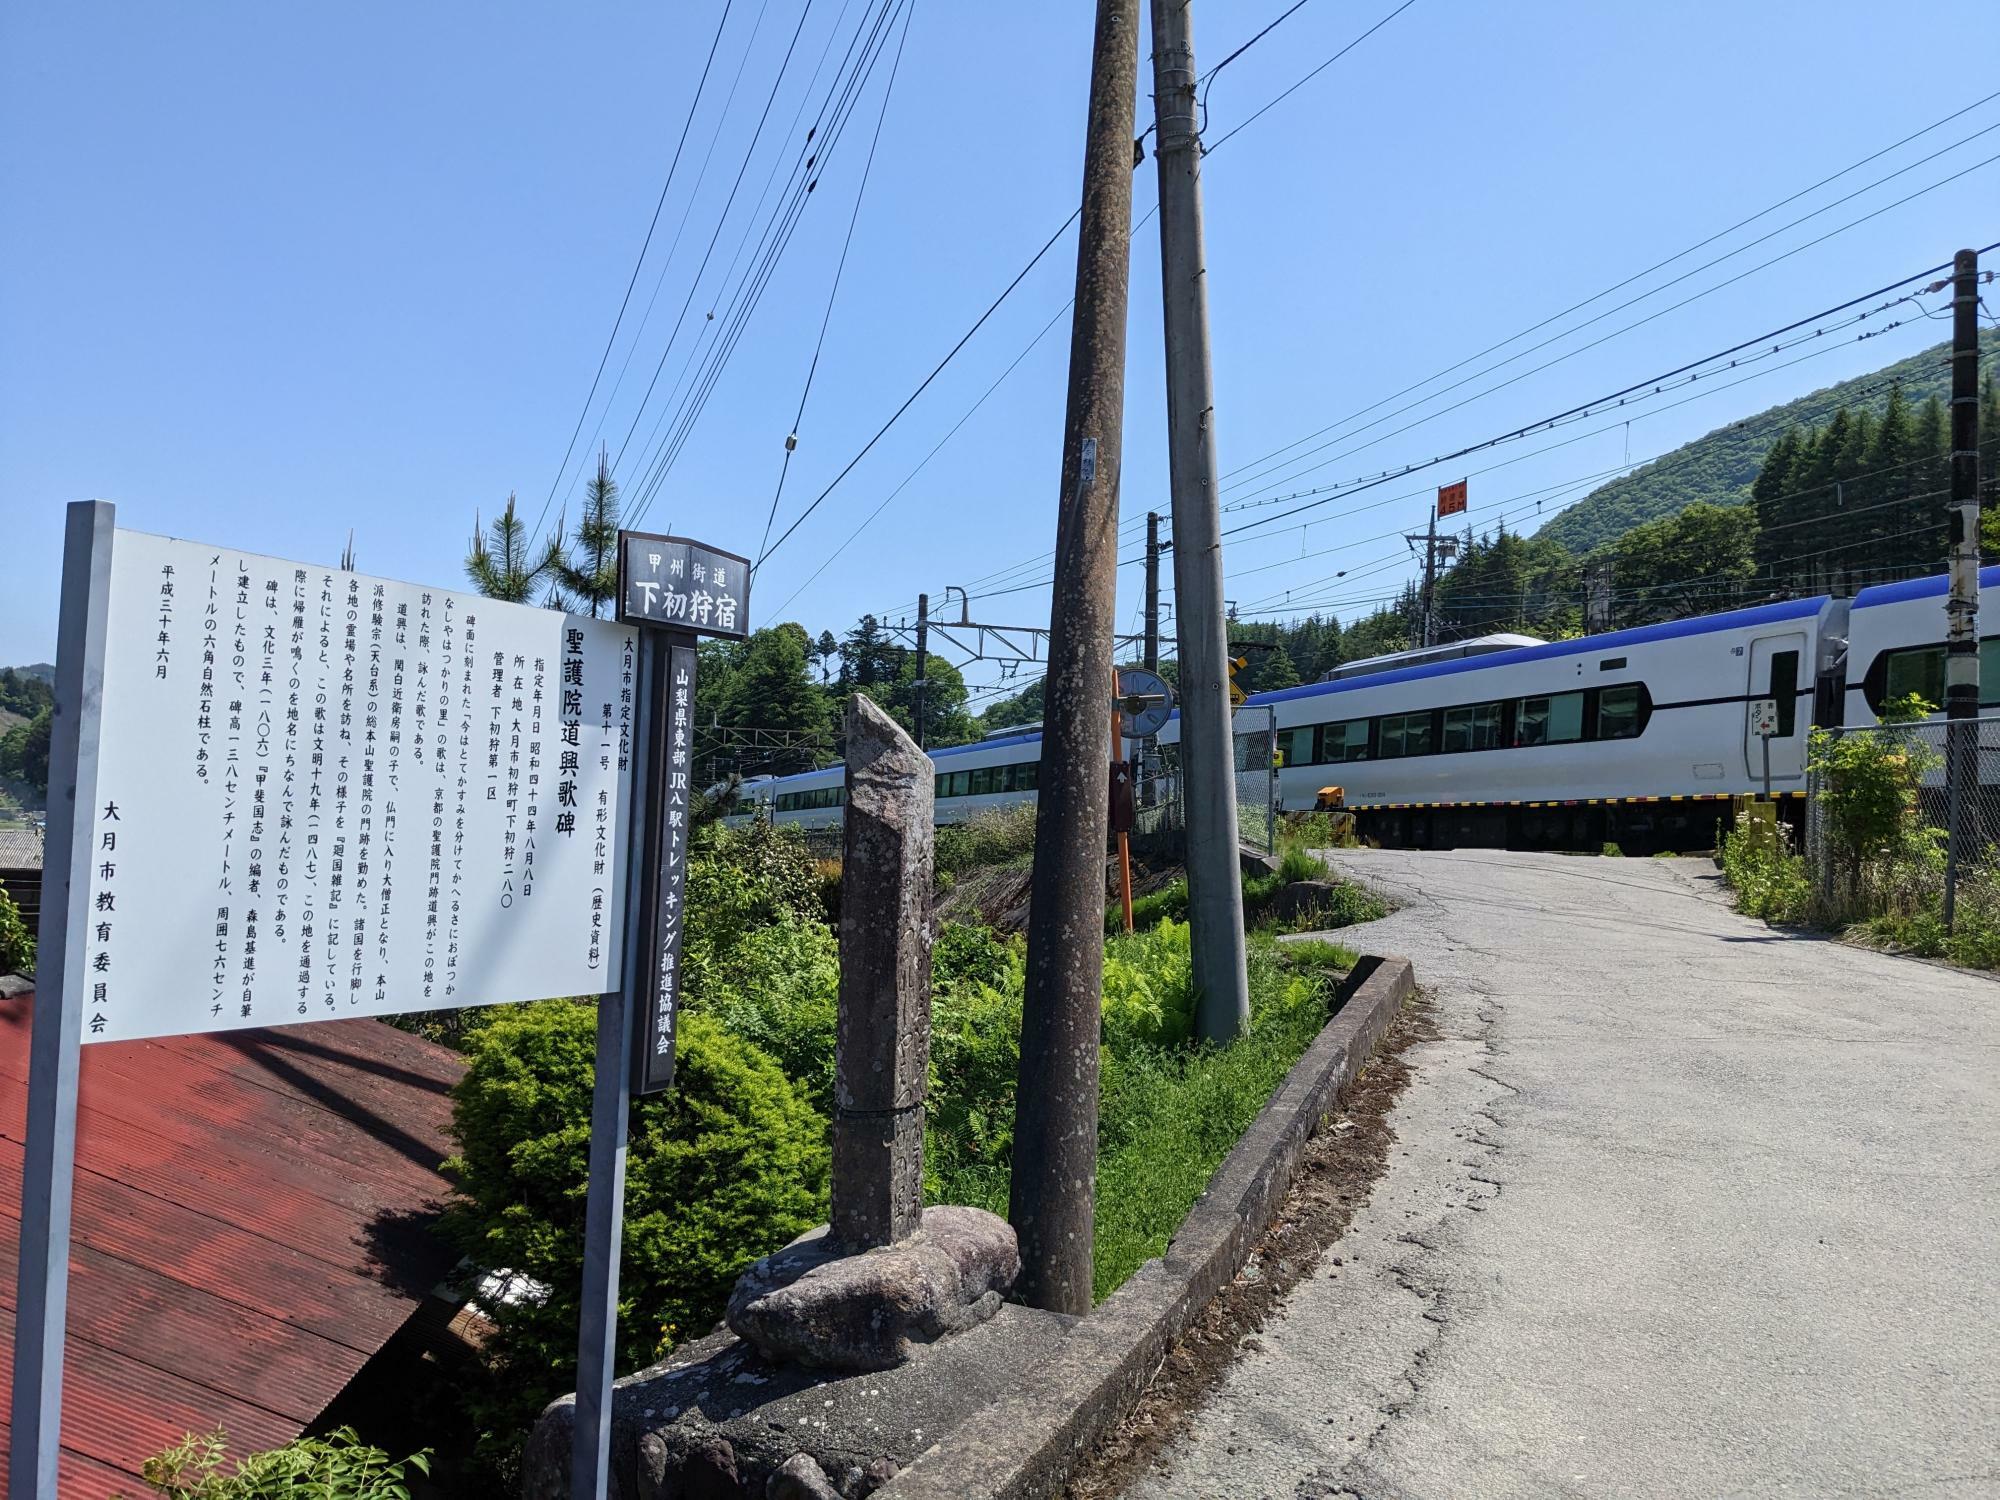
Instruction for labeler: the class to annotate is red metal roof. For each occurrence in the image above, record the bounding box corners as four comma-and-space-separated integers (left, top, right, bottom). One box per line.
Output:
0, 994, 466, 1499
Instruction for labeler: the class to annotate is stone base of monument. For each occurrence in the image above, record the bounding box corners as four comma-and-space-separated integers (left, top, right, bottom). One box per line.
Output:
727, 1206, 1019, 1372
519, 1293, 1076, 1500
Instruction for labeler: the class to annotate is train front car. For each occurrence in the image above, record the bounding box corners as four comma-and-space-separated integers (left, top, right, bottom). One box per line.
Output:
1166, 596, 1835, 853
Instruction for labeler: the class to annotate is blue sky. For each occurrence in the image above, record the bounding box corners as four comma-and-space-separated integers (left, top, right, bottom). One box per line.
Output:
4, 1, 1995, 705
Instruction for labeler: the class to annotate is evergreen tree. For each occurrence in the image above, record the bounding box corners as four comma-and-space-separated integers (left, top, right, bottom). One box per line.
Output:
464, 493, 554, 603
1750, 426, 1801, 579
811, 630, 839, 684
552, 452, 622, 618
839, 615, 902, 687
1259, 644, 1301, 690
719, 626, 833, 775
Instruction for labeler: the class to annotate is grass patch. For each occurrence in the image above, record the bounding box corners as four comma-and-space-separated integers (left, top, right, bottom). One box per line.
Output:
931, 935, 1340, 1302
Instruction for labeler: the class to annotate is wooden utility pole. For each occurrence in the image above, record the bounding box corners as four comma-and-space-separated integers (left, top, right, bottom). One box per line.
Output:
1151, 0, 1249, 1044
1943, 247, 1982, 931
1010, 0, 1140, 1316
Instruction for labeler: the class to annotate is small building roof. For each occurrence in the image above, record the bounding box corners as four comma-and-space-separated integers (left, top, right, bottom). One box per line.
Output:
0, 996, 466, 1498
0, 829, 42, 872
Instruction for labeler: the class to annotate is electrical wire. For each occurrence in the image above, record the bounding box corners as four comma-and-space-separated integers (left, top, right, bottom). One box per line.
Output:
527, 0, 737, 552
757, 0, 917, 565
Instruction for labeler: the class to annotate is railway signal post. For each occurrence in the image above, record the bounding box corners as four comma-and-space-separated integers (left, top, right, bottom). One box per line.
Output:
1152, 0, 1250, 1044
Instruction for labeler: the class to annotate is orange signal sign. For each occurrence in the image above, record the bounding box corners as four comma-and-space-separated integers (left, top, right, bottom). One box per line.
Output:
1437, 479, 1468, 517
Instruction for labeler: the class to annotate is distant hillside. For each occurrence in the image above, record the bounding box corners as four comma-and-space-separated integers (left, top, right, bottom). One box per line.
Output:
8, 664, 53, 684
1536, 331, 1996, 553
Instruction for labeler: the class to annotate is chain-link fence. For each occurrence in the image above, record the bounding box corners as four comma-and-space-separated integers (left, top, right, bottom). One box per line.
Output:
1132, 707, 1281, 857
1803, 714, 2000, 930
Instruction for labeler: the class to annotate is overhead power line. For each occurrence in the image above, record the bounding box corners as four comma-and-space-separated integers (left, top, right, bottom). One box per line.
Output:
528, 0, 737, 552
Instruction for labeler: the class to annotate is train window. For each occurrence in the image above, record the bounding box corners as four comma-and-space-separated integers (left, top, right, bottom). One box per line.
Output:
1018, 761, 1039, 791
949, 770, 971, 799
1882, 646, 1945, 709
1323, 719, 1370, 762
1441, 702, 1502, 753
1276, 726, 1318, 767
1378, 710, 1434, 759
1516, 691, 1584, 746
1769, 650, 1799, 736
1597, 684, 1643, 740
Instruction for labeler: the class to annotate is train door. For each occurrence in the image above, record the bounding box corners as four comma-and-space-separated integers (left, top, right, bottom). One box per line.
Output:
1745, 632, 1806, 782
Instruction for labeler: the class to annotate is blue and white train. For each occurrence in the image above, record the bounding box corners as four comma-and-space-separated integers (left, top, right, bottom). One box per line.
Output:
731, 566, 1998, 852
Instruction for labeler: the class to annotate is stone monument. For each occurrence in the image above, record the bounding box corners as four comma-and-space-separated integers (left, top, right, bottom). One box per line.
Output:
727, 696, 1019, 1372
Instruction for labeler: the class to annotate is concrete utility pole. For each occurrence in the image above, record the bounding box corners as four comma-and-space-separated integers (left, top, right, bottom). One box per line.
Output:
1944, 247, 1982, 932
1143, 511, 1163, 672
1011, 0, 1140, 1316
1151, 0, 1249, 1044
914, 593, 929, 749
1408, 508, 1440, 648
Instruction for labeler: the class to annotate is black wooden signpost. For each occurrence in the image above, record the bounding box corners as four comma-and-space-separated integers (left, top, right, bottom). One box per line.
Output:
570, 530, 751, 1500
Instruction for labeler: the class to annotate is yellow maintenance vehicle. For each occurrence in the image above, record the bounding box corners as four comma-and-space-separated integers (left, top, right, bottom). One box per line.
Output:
1312, 784, 1360, 846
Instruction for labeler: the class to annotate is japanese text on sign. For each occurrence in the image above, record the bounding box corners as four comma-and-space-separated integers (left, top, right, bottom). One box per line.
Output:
81, 529, 636, 1044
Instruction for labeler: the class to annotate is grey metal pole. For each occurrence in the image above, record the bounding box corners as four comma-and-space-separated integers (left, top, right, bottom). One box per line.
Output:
1943, 247, 1981, 933
914, 593, 929, 750
1143, 512, 1161, 673
571, 632, 658, 1500
1011, 0, 1139, 1317
9, 500, 115, 1500
1761, 733, 1772, 801
1151, 0, 1249, 1042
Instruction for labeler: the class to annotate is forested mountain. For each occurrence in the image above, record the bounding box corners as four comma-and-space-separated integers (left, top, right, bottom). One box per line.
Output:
1537, 331, 1996, 552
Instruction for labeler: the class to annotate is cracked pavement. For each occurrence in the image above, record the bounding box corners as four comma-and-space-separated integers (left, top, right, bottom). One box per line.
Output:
1126, 848, 2000, 1500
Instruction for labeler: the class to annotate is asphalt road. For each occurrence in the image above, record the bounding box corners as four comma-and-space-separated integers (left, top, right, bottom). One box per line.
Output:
1129, 848, 2000, 1500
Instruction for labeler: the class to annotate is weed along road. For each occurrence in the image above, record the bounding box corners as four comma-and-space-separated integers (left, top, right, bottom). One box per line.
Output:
1130, 848, 2000, 1500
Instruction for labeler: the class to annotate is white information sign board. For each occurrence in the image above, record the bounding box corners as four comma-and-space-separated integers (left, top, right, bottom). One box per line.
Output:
81, 529, 637, 1043
1749, 697, 1780, 737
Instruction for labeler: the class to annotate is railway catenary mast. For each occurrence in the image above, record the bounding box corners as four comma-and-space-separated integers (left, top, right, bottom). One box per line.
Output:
1943, 248, 1982, 930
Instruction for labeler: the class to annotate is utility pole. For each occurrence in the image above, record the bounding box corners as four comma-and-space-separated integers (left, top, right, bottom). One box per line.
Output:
1011, 0, 1139, 1317
1944, 247, 1982, 932
914, 592, 929, 749
1143, 511, 1162, 672
1152, 0, 1249, 1045
1405, 508, 1440, 648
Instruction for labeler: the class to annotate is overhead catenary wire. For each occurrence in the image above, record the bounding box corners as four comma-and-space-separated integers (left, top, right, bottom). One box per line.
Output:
756, 0, 917, 564
866, 103, 2000, 625
753, 0, 1418, 577
1217, 86, 2000, 490
622, 0, 916, 529
526, 0, 737, 553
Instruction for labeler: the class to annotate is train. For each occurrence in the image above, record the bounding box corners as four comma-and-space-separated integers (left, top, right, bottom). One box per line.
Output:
727, 565, 1998, 852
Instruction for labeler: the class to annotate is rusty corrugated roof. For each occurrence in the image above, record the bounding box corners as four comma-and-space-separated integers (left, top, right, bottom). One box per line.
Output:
0, 995, 466, 1498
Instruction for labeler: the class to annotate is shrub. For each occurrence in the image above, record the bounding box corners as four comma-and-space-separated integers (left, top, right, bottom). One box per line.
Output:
1100, 918, 1196, 1052
934, 805, 1038, 878
1601, 841, 1624, 858
1121, 879, 1189, 933
0, 878, 31, 975
441, 1003, 827, 1478
1718, 816, 1812, 923
138, 1427, 427, 1499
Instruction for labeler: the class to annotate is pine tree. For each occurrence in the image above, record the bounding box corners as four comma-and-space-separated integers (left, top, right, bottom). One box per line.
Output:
551, 451, 622, 618
464, 493, 554, 603
839, 615, 901, 687
1259, 644, 1301, 690
720, 626, 833, 774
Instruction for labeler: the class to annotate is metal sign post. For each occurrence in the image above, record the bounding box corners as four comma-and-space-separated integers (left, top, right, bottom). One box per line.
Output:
568, 530, 751, 1500
9, 502, 114, 1500
1749, 697, 1779, 800
12, 503, 641, 1498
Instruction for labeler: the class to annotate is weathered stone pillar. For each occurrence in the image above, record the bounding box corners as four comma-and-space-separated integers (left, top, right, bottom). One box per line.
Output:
832, 694, 934, 1250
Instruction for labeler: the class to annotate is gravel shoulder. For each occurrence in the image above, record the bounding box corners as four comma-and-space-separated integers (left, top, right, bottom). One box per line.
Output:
1127, 848, 2000, 1500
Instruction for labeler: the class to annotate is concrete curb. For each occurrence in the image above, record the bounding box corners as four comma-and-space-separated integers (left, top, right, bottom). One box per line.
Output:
875, 952, 1415, 1500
